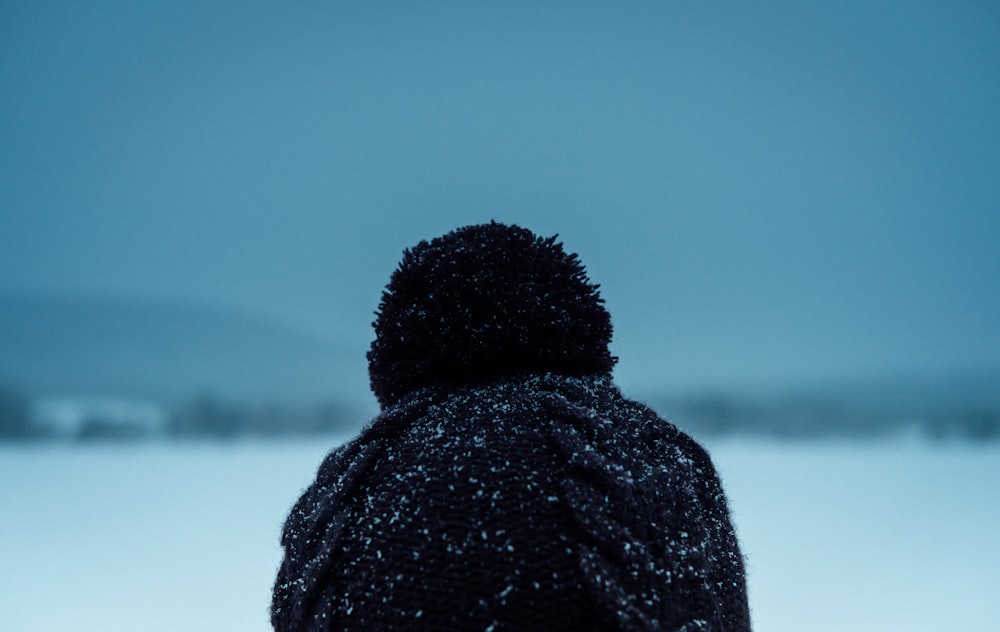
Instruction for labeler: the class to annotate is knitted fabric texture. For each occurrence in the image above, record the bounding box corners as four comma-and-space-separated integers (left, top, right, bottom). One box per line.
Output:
367, 221, 616, 409
272, 223, 751, 631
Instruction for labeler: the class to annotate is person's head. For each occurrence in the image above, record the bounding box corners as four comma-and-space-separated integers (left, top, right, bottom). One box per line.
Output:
367, 221, 616, 408
271, 221, 750, 631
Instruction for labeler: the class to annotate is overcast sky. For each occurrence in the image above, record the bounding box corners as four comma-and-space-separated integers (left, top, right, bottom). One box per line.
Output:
2, 1, 998, 392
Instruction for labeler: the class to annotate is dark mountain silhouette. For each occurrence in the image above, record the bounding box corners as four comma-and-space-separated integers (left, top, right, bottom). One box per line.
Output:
0, 293, 372, 407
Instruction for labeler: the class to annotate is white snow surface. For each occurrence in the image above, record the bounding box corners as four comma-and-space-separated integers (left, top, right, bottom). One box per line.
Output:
2, 437, 998, 631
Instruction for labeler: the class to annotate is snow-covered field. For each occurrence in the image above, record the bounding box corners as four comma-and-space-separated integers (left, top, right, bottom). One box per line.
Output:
2, 437, 997, 631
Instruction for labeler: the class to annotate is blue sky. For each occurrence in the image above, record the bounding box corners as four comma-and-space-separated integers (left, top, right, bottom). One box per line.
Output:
2, 1, 998, 392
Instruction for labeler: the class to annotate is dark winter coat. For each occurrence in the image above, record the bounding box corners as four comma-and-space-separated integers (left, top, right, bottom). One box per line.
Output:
271, 222, 751, 631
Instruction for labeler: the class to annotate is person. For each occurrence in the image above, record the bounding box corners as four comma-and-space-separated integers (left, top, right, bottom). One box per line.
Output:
271, 221, 751, 631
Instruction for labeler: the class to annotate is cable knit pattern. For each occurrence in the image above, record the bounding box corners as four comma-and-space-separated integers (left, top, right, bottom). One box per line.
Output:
273, 374, 750, 631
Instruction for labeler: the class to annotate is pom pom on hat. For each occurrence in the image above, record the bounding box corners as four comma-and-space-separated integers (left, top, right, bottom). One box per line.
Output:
368, 221, 617, 408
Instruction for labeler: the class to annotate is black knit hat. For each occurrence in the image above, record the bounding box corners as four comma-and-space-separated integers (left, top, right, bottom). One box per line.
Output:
272, 222, 750, 631
367, 221, 617, 408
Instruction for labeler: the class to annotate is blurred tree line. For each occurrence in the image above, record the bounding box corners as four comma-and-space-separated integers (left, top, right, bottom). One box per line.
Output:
167, 393, 356, 439
2, 381, 998, 442
652, 391, 1000, 442
0, 383, 361, 441
0, 385, 33, 439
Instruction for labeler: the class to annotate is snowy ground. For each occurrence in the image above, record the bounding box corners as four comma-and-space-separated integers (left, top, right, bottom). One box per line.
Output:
2, 437, 998, 631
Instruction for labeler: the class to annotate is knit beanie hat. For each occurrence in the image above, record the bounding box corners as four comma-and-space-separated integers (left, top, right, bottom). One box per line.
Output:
272, 222, 750, 631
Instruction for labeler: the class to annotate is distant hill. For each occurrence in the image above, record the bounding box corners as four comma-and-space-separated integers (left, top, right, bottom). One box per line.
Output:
0, 294, 373, 407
